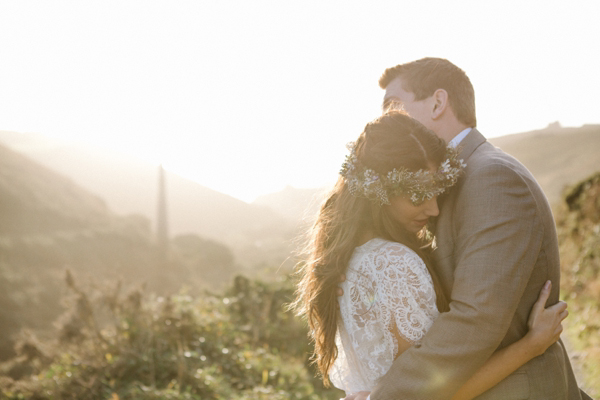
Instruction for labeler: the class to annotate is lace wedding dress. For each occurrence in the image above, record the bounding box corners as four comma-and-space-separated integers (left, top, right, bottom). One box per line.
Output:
329, 238, 439, 394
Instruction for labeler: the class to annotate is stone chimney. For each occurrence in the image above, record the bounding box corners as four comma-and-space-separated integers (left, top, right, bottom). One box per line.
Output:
157, 164, 169, 264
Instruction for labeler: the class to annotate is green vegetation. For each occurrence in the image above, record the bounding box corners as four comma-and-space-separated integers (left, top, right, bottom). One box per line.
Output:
556, 172, 600, 398
0, 273, 342, 399
0, 221, 239, 358
489, 124, 600, 206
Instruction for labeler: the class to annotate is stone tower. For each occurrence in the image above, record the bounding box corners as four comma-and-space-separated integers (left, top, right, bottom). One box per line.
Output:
157, 164, 169, 264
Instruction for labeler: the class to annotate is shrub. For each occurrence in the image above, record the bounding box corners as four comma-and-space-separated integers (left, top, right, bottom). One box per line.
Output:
0, 272, 342, 399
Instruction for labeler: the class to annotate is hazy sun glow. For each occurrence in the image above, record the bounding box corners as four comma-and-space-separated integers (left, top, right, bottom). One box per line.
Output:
1, 1, 599, 202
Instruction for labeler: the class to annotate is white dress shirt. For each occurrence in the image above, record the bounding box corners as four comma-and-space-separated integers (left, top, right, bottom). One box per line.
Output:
448, 127, 472, 148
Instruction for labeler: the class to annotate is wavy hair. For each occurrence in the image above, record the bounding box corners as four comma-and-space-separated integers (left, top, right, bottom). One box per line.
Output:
292, 111, 450, 386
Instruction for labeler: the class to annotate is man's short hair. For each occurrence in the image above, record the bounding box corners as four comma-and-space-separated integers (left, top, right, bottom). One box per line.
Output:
379, 58, 477, 127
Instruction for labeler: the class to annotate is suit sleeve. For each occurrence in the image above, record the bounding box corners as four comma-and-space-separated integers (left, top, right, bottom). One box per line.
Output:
371, 162, 544, 400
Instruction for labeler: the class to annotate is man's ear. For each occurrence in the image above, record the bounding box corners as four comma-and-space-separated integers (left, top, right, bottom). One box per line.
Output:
431, 89, 448, 120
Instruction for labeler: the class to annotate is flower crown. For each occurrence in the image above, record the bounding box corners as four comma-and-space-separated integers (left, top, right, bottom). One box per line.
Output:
339, 142, 466, 206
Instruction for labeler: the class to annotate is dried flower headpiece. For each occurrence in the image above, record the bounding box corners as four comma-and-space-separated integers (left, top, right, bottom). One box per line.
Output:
340, 142, 466, 206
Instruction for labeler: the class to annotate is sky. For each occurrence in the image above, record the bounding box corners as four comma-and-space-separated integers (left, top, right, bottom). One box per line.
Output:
1, 1, 599, 203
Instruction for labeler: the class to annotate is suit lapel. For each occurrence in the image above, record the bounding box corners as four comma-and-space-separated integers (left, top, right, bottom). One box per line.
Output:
456, 128, 486, 162
432, 128, 487, 296
432, 128, 485, 234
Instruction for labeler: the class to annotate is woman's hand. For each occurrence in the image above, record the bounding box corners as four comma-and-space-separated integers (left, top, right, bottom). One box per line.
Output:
525, 280, 568, 357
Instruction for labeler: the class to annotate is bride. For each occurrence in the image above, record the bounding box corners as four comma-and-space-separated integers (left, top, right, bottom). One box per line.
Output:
293, 111, 568, 399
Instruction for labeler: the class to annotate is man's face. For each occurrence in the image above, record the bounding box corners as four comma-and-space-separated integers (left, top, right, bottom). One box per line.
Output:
383, 77, 434, 130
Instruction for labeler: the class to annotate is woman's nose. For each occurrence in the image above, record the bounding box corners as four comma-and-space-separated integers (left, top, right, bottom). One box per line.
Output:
424, 197, 439, 217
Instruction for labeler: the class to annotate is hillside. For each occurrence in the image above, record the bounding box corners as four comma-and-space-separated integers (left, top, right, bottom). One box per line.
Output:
0, 142, 110, 234
555, 172, 600, 397
0, 142, 149, 357
0, 143, 239, 359
253, 124, 600, 222
0, 131, 297, 267
2, 123, 597, 266
489, 123, 600, 206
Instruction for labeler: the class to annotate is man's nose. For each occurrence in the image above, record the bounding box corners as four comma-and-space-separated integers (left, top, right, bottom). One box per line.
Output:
424, 198, 439, 217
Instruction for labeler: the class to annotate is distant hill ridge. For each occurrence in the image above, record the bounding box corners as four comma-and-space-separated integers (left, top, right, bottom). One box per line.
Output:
488, 123, 600, 205
0, 131, 295, 253
0, 142, 110, 235
255, 124, 600, 221
1, 123, 598, 243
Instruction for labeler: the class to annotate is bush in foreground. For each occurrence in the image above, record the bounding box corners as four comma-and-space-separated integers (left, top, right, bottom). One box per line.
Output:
0, 272, 342, 399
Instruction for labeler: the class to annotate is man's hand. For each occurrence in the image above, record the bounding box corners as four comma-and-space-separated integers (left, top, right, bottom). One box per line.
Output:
342, 391, 370, 400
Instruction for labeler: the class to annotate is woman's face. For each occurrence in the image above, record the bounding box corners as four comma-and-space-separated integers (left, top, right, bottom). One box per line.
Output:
387, 195, 439, 233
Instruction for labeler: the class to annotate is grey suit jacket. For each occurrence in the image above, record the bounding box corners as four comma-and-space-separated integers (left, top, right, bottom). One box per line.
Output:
371, 129, 581, 399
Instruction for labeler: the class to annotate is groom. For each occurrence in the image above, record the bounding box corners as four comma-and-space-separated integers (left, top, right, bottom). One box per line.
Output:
344, 58, 584, 399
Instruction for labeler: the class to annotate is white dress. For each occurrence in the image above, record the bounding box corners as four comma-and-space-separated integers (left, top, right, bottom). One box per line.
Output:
329, 238, 439, 394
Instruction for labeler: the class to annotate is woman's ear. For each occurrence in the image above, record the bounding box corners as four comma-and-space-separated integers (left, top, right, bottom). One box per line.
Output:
431, 89, 448, 120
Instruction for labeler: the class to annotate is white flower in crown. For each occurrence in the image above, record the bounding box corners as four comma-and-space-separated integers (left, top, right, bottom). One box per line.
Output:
440, 159, 451, 173
363, 169, 379, 186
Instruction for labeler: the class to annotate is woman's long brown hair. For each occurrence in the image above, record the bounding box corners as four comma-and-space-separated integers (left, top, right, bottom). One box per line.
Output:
292, 111, 450, 386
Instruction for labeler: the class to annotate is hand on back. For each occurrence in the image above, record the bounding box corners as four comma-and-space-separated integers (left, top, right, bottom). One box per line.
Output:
525, 280, 568, 357
339, 274, 567, 357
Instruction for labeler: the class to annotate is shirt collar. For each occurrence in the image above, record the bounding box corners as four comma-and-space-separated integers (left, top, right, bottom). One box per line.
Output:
448, 127, 472, 148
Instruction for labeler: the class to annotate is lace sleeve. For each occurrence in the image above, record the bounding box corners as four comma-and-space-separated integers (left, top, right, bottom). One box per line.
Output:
371, 242, 439, 346
331, 239, 439, 393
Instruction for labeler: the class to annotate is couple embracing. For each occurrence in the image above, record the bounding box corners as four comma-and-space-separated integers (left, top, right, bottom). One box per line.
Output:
294, 58, 589, 399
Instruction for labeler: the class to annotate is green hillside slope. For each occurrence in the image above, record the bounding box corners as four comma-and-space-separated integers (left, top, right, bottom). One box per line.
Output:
0, 131, 297, 268
556, 173, 600, 397
489, 124, 600, 206
0, 143, 110, 234
0, 144, 238, 360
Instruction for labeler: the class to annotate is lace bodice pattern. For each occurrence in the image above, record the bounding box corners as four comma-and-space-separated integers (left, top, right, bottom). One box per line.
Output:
329, 238, 439, 394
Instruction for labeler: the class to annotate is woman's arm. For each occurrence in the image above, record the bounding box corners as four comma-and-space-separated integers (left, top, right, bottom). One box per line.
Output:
342, 282, 567, 400
450, 280, 568, 400
343, 281, 567, 400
